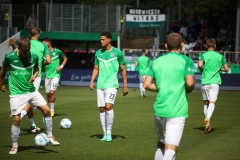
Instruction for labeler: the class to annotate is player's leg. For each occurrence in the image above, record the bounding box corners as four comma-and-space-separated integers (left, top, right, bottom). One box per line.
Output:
27, 77, 42, 133
205, 84, 219, 133
164, 117, 186, 160
45, 77, 59, 116
104, 88, 117, 142
30, 91, 60, 146
154, 116, 165, 160
139, 75, 145, 97
201, 85, 211, 132
9, 95, 30, 154
142, 75, 146, 97
97, 89, 107, 140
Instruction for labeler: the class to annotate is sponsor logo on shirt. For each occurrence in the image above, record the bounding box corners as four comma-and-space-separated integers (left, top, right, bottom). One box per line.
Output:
110, 53, 114, 57
28, 58, 33, 63
14, 60, 18, 62
13, 71, 18, 75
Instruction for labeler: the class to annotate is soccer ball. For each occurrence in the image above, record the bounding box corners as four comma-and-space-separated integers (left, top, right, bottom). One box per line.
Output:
34, 133, 49, 148
60, 118, 72, 129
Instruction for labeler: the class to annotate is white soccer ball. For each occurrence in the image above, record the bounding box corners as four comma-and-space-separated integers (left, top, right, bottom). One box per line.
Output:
34, 133, 49, 148
60, 118, 72, 129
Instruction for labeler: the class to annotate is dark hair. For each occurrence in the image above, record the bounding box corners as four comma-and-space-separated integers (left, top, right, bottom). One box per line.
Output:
18, 37, 30, 52
166, 33, 182, 51
141, 49, 146, 53
42, 37, 51, 43
206, 38, 216, 48
100, 31, 112, 39
30, 27, 42, 37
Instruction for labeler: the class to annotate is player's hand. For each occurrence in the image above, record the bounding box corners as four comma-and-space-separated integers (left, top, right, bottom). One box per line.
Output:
29, 76, 36, 83
56, 67, 62, 72
0, 85, 7, 92
89, 82, 95, 91
123, 86, 128, 96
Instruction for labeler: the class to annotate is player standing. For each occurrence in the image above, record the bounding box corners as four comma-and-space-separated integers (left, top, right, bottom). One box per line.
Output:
198, 38, 229, 133
135, 49, 150, 97
0, 37, 59, 154
42, 37, 68, 116
144, 33, 195, 159
89, 31, 128, 142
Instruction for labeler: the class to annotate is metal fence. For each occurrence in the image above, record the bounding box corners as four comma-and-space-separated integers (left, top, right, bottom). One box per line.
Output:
0, 27, 17, 43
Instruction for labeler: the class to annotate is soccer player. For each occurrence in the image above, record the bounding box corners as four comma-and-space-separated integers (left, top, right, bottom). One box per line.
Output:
89, 31, 128, 142
42, 37, 68, 116
198, 38, 229, 133
135, 49, 150, 97
21, 27, 51, 133
0, 37, 59, 155
143, 33, 195, 160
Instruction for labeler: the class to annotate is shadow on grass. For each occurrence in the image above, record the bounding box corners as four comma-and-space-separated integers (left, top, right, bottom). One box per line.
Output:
90, 134, 126, 140
4, 145, 59, 153
20, 128, 46, 136
193, 126, 217, 133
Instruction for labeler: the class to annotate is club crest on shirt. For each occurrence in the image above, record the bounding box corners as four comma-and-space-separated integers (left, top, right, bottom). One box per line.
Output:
110, 53, 114, 57
53, 52, 56, 56
28, 58, 33, 63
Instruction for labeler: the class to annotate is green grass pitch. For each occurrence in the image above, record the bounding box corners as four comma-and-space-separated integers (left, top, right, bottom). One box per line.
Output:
0, 86, 239, 159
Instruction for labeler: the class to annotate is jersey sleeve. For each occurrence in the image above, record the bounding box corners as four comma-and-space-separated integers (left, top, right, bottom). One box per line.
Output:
2, 54, 10, 67
118, 51, 125, 65
222, 55, 227, 65
43, 43, 50, 56
58, 49, 65, 58
146, 62, 155, 78
198, 52, 204, 61
94, 54, 99, 66
185, 57, 195, 75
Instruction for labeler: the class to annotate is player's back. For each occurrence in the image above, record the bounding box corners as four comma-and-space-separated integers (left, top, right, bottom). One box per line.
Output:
30, 40, 45, 59
137, 56, 150, 75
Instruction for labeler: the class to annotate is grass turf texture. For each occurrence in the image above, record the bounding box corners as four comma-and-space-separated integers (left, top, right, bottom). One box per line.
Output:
0, 86, 239, 159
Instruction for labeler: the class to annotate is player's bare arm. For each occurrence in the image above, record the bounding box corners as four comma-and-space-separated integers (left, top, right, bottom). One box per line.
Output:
185, 75, 195, 93
120, 64, 128, 96
198, 60, 204, 72
220, 64, 229, 72
143, 76, 157, 91
135, 61, 138, 67
89, 65, 99, 91
44, 54, 52, 65
57, 56, 68, 72
0, 66, 8, 92
29, 66, 39, 83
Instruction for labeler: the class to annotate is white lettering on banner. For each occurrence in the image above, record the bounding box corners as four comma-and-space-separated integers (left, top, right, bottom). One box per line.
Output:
71, 74, 80, 80
129, 9, 161, 15
126, 14, 165, 22
118, 73, 138, 79
126, 64, 135, 71
80, 75, 92, 82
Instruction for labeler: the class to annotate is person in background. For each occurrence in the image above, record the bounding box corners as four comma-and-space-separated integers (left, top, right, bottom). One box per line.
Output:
42, 37, 68, 116
135, 49, 150, 97
198, 38, 229, 133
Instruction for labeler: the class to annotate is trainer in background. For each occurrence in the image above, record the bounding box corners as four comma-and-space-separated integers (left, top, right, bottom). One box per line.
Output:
89, 31, 128, 142
198, 38, 229, 134
135, 49, 150, 97
42, 37, 68, 117
144, 33, 195, 160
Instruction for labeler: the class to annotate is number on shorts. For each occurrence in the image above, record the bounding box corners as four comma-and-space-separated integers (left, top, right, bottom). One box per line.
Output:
109, 93, 115, 101
52, 83, 58, 88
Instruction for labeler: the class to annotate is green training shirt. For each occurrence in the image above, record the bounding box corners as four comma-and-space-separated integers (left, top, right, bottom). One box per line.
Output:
146, 52, 195, 118
136, 55, 150, 75
199, 50, 227, 85
30, 40, 50, 78
43, 48, 65, 78
94, 47, 125, 89
2, 51, 38, 95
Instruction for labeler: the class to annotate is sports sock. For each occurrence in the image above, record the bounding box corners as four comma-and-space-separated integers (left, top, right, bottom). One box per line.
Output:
139, 83, 143, 96
106, 109, 114, 134
44, 116, 53, 137
11, 125, 20, 147
207, 103, 215, 120
204, 105, 208, 118
50, 103, 55, 111
29, 118, 36, 127
100, 112, 107, 134
20, 110, 27, 119
163, 149, 176, 160
154, 148, 164, 160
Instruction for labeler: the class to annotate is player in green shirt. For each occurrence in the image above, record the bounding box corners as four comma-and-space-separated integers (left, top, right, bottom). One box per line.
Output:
144, 33, 195, 160
42, 37, 68, 117
89, 31, 128, 142
0, 37, 59, 155
198, 38, 229, 133
135, 49, 150, 97
21, 27, 51, 133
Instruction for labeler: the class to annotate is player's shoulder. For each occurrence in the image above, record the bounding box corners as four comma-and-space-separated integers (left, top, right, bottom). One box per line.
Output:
5, 51, 17, 58
30, 52, 39, 58
53, 48, 62, 53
